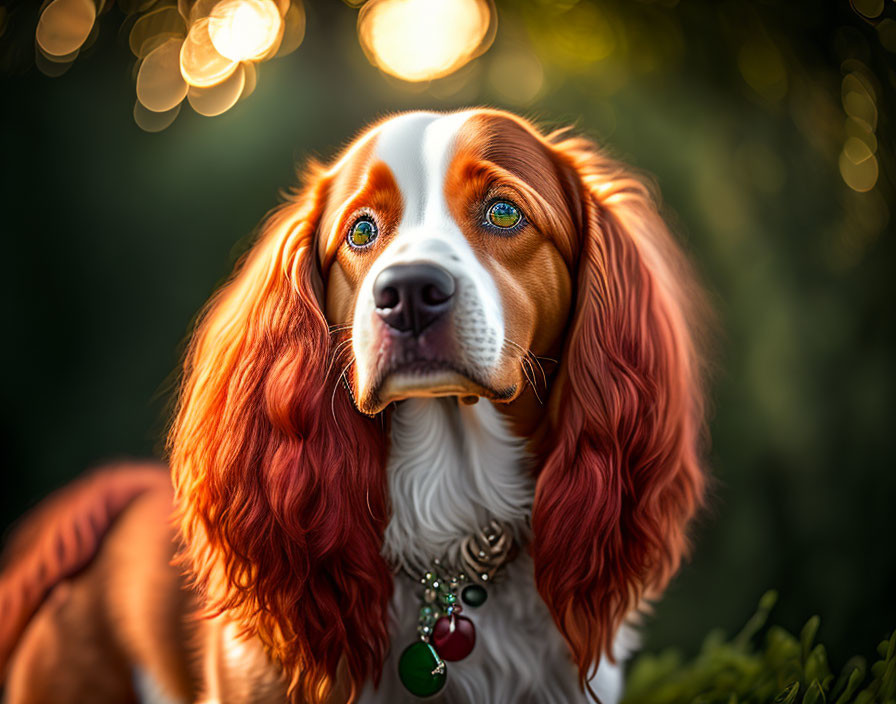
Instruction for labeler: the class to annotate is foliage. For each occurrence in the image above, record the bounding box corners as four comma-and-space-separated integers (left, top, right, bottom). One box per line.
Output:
624, 592, 896, 704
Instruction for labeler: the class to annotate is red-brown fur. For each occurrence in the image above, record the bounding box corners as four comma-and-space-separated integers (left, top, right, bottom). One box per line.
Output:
532, 134, 708, 684
0, 109, 708, 704
0, 464, 172, 673
168, 176, 392, 702
1, 464, 195, 703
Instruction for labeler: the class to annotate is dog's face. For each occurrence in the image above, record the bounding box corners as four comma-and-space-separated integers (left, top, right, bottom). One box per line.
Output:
317, 111, 579, 415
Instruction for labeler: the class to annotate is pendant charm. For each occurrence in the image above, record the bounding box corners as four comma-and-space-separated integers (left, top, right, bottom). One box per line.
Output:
432, 614, 476, 661
398, 641, 446, 698
398, 527, 514, 697
461, 583, 487, 607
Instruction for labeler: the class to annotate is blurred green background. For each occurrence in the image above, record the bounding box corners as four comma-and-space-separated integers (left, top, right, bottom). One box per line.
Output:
1, 0, 893, 671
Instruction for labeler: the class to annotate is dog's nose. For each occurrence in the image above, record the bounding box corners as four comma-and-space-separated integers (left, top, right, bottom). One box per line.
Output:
374, 263, 456, 335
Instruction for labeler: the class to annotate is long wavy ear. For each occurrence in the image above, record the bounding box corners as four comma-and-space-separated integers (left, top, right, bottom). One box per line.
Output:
532, 135, 709, 686
168, 167, 391, 702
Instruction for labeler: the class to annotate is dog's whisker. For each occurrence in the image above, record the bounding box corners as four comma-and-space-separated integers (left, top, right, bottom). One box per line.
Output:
330, 338, 354, 358
504, 338, 548, 399
325, 337, 354, 379
502, 338, 528, 362
533, 354, 558, 364
517, 355, 543, 404
517, 356, 532, 389
526, 350, 549, 388
330, 359, 355, 423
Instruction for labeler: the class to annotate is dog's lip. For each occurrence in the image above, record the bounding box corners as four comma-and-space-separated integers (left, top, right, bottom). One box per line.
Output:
374, 356, 480, 394
383, 357, 459, 376
352, 327, 518, 413
362, 355, 517, 412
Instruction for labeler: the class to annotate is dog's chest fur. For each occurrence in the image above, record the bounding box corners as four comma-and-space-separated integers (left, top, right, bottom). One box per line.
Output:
358, 398, 625, 704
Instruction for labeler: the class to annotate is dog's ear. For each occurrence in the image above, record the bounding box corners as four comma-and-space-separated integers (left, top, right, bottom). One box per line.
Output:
532, 136, 709, 685
168, 167, 391, 702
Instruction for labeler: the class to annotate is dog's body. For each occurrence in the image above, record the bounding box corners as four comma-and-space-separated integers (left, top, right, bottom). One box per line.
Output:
1, 109, 708, 703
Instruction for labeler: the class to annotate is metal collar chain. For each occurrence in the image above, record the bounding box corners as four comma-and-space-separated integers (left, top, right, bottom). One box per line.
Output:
396, 520, 518, 698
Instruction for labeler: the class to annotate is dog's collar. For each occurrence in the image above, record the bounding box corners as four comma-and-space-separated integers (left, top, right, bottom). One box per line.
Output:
396, 519, 517, 697
398, 518, 519, 586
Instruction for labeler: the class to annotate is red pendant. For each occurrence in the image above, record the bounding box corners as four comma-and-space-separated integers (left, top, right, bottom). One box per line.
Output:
432, 614, 476, 661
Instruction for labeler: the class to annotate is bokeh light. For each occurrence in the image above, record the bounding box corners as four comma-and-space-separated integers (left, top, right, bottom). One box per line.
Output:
36, 0, 96, 58
241, 61, 258, 99
187, 62, 246, 116
32, 0, 305, 130
136, 38, 189, 113
133, 99, 182, 133
839, 67, 880, 193
487, 47, 544, 105
128, 6, 185, 59
737, 38, 788, 103
208, 0, 282, 62
839, 137, 879, 193
850, 0, 884, 20
180, 17, 238, 88
358, 0, 495, 83
33, 45, 77, 77
276, 2, 306, 57
537, 1, 616, 69
878, 18, 896, 52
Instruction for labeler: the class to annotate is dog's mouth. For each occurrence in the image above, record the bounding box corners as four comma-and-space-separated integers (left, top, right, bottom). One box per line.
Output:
359, 349, 515, 414
378, 356, 492, 401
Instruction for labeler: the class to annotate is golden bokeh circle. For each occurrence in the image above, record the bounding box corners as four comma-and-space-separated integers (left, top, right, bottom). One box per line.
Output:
180, 17, 239, 88
358, 0, 495, 83
128, 6, 186, 58
36, 0, 96, 58
208, 0, 283, 62
187, 62, 247, 116
134, 99, 182, 132
137, 38, 189, 113
276, 2, 306, 57
839, 139, 879, 193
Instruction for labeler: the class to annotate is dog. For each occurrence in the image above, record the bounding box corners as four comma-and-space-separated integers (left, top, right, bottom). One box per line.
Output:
0, 108, 708, 704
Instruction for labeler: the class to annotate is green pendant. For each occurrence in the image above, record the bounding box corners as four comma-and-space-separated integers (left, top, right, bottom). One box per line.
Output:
398, 641, 447, 698
461, 584, 488, 607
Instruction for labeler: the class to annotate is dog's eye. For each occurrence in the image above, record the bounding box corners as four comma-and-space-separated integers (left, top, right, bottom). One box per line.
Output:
348, 217, 378, 248
486, 201, 522, 229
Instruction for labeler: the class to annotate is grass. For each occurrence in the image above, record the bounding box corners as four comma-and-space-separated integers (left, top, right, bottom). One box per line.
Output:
623, 592, 896, 704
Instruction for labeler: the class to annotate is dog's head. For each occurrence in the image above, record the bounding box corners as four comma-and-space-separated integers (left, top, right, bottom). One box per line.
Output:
320, 111, 576, 415
169, 109, 708, 701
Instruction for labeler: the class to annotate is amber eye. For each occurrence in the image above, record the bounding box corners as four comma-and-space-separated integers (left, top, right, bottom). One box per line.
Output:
348, 217, 378, 248
486, 200, 522, 229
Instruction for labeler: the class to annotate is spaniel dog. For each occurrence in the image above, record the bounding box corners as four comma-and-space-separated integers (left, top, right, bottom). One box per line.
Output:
0, 108, 708, 704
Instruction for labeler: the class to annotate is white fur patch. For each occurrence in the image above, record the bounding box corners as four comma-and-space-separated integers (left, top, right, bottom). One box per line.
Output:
351, 111, 506, 394
358, 398, 633, 704
383, 397, 532, 571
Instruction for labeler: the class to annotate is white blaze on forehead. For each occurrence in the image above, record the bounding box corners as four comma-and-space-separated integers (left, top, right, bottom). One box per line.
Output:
351, 110, 507, 394
373, 110, 473, 227
371, 112, 505, 336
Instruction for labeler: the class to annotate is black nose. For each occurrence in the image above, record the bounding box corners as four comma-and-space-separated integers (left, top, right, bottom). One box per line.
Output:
373, 263, 456, 335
